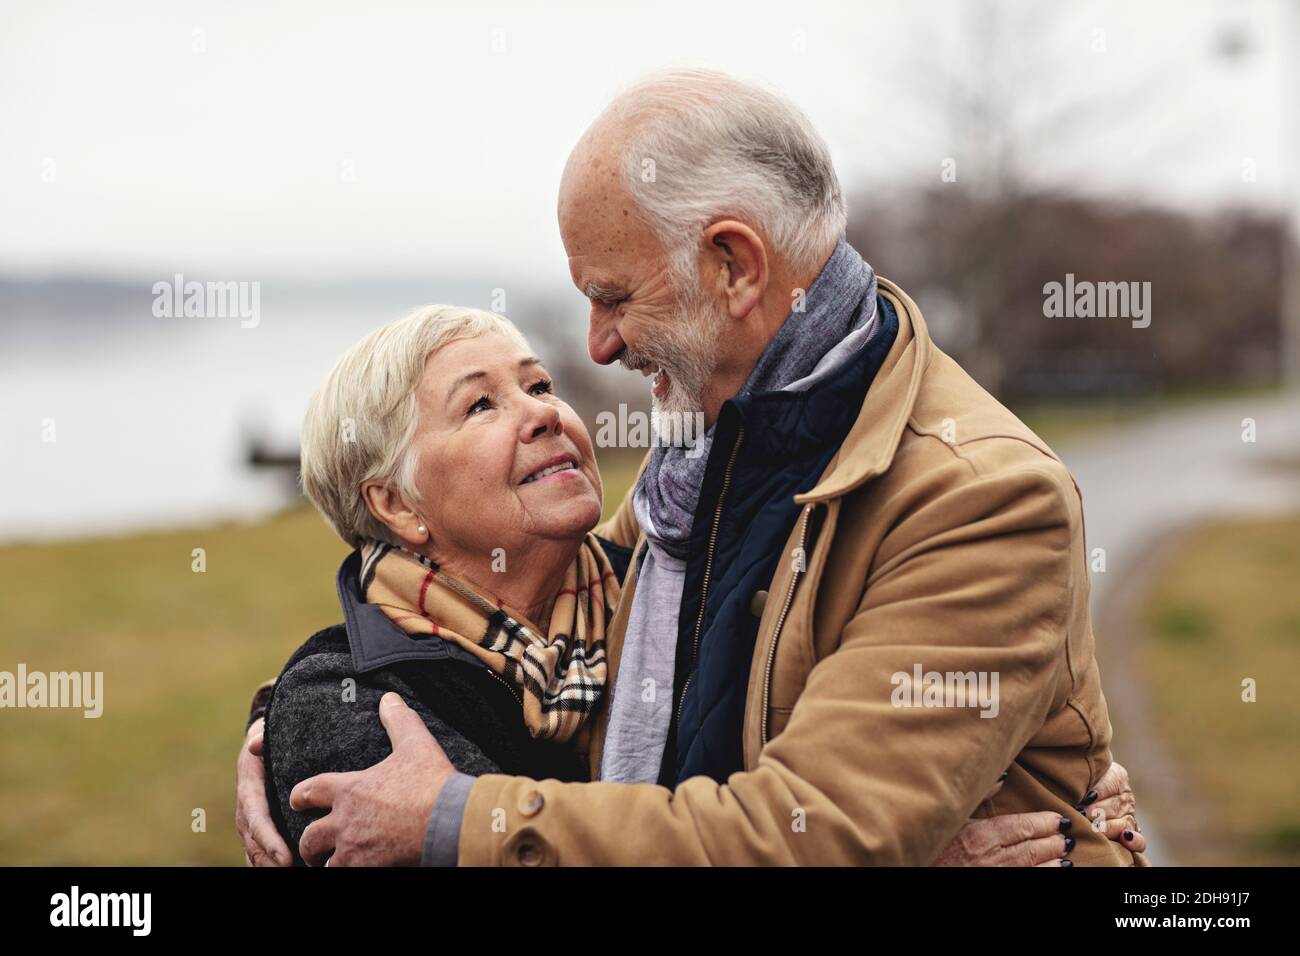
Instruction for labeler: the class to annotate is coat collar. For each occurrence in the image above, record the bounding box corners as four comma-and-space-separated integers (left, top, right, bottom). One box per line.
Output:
334, 550, 486, 675
795, 276, 932, 504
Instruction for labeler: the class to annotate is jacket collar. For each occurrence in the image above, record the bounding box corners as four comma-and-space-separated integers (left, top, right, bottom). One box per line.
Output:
795, 276, 932, 504
334, 550, 485, 675
727, 295, 896, 462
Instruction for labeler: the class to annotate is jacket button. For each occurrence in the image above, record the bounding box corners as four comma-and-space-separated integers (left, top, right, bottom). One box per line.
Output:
501, 826, 555, 866
518, 789, 545, 817
750, 590, 769, 618
516, 839, 544, 866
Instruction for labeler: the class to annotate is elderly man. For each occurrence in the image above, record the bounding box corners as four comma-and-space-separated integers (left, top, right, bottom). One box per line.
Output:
236, 69, 1145, 866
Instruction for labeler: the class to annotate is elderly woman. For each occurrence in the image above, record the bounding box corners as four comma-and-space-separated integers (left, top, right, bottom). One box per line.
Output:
251, 304, 1142, 866
261, 305, 624, 863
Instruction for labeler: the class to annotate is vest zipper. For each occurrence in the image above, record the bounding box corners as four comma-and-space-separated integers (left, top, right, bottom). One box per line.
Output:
760, 503, 813, 747
675, 426, 745, 728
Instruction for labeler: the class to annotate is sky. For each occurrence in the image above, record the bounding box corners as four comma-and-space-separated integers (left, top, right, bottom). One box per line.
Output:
0, 0, 1291, 287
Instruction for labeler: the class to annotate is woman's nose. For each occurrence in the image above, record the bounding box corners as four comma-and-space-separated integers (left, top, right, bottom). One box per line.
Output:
521, 397, 562, 442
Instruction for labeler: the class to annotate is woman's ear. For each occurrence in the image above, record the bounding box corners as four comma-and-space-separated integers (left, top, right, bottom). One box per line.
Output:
701, 219, 768, 321
361, 480, 428, 548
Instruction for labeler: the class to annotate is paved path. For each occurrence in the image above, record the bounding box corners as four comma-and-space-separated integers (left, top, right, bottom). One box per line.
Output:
1053, 389, 1300, 865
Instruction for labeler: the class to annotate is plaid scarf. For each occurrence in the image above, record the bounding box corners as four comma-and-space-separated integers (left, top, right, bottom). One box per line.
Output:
359, 534, 618, 742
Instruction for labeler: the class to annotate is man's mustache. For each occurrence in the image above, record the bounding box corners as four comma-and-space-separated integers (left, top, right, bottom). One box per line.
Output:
617, 348, 661, 373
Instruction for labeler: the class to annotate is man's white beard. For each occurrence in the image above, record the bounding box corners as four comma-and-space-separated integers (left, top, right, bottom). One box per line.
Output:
620, 285, 725, 435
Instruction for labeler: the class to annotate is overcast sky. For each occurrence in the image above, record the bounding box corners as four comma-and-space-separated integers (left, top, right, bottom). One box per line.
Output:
1, 0, 1290, 285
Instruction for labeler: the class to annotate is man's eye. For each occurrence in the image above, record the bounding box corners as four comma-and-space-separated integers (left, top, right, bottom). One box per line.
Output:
468, 395, 492, 416
529, 378, 553, 396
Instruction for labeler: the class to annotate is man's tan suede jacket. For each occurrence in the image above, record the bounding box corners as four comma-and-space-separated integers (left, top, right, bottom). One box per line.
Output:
456, 277, 1143, 866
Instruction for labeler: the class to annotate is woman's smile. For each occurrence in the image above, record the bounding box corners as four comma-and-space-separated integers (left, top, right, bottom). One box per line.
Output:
518, 455, 580, 486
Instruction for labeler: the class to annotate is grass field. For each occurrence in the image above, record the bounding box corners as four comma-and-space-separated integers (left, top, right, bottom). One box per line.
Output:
1138, 514, 1300, 866
0, 448, 646, 865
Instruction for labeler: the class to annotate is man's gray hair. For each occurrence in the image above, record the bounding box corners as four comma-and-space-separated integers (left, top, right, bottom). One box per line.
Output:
300, 305, 529, 548
611, 69, 846, 282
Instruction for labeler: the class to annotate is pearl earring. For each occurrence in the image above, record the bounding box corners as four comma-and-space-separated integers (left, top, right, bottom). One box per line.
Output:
417, 525, 427, 535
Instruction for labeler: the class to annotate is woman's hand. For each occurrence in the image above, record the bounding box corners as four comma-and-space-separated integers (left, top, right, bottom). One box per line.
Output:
235, 718, 293, 867
1077, 759, 1146, 854
931, 760, 1145, 866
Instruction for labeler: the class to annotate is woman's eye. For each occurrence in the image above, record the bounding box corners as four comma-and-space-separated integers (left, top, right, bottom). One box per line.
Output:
468, 395, 492, 416
529, 379, 553, 396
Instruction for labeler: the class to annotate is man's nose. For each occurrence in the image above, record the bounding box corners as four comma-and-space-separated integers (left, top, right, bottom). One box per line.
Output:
588, 307, 625, 365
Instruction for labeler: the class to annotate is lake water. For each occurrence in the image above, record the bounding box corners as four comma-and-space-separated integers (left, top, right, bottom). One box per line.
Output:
0, 278, 605, 543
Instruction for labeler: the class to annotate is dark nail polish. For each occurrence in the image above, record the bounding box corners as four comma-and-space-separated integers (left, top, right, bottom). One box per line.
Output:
1078, 790, 1099, 808
1123, 830, 1134, 841
1058, 817, 1072, 832
998, 770, 1008, 782
1060, 858, 1073, 868
1064, 836, 1075, 853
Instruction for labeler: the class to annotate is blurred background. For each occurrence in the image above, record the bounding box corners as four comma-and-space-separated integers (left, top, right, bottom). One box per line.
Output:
1, 0, 1296, 865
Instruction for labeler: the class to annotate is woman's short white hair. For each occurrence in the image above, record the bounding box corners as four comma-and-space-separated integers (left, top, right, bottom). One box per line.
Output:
300, 304, 529, 549
610, 68, 847, 283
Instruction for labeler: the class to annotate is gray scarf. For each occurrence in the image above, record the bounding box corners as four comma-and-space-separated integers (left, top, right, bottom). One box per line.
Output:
599, 240, 878, 784
634, 239, 878, 552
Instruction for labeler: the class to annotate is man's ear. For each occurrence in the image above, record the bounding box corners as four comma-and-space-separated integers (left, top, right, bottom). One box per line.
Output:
701, 220, 768, 321
361, 480, 428, 548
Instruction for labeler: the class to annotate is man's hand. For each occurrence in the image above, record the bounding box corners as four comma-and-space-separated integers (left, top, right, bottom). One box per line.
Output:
291, 693, 456, 867
932, 809, 1074, 867
236, 718, 292, 867
931, 760, 1146, 866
